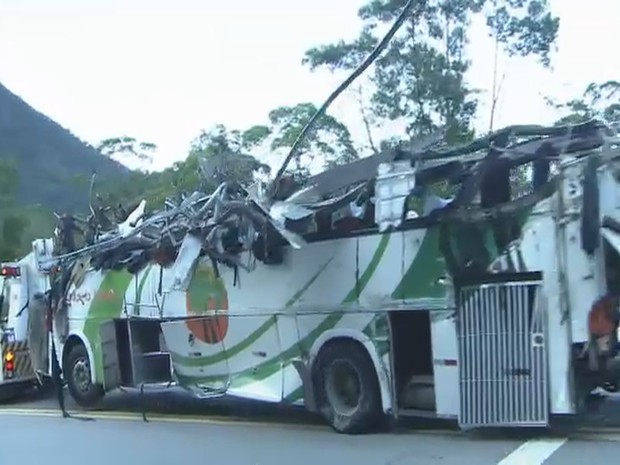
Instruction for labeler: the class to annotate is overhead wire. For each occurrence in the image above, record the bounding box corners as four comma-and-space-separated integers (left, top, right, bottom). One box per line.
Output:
269, 0, 419, 198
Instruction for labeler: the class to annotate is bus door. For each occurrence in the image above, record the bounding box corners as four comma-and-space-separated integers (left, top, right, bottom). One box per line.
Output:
456, 272, 549, 428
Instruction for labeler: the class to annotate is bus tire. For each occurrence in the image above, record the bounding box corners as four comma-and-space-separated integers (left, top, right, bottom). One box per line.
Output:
65, 343, 104, 408
314, 340, 382, 434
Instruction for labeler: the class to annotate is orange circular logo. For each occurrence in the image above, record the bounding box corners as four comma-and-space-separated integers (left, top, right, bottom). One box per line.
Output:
185, 265, 229, 344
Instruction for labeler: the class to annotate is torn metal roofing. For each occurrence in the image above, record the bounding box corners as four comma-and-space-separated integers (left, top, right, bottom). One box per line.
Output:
41, 119, 619, 279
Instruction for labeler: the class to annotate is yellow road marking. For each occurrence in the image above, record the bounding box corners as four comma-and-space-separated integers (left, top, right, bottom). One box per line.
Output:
566, 431, 620, 442
0, 407, 459, 435
0, 407, 336, 430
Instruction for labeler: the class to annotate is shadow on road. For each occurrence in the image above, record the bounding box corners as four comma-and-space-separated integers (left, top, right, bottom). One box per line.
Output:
0, 384, 458, 432
5, 384, 620, 437
1, 384, 326, 426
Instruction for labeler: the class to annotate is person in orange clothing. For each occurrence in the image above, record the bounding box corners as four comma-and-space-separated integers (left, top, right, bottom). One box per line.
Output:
588, 258, 620, 392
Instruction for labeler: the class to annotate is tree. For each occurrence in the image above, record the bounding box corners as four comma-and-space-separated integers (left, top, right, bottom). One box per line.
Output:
96, 125, 271, 212
547, 80, 620, 126
96, 136, 157, 167
303, 0, 559, 144
243, 102, 359, 181
0, 158, 30, 259
0, 158, 19, 200
354, 85, 381, 155
191, 124, 271, 187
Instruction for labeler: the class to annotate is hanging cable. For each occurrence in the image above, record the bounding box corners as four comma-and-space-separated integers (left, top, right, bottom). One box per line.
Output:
269, 0, 419, 198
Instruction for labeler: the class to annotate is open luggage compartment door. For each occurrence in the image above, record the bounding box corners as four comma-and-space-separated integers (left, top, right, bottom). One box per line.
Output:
456, 273, 549, 428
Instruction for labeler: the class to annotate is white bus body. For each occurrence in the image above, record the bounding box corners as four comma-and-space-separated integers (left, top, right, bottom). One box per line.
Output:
8, 124, 620, 434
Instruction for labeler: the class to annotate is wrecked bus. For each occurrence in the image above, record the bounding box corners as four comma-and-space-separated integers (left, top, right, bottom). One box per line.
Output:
8, 119, 620, 434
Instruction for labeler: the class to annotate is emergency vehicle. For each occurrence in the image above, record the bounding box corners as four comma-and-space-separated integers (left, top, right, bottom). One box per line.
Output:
0, 263, 41, 397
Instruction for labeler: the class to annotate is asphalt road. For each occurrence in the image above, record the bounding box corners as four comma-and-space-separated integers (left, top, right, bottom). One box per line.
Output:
1, 387, 620, 464
2, 384, 329, 425
2, 409, 620, 465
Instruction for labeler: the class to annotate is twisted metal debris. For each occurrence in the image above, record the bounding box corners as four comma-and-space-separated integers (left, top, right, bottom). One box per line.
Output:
41, 118, 618, 281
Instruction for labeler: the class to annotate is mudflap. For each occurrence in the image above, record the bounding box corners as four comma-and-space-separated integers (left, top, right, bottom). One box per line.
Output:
292, 359, 317, 412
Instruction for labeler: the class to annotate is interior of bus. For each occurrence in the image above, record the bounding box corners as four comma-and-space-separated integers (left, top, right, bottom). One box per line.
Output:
388, 310, 436, 414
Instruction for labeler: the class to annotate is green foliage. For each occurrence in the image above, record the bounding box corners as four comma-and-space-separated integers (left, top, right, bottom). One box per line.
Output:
0, 158, 40, 259
483, 0, 560, 67
0, 82, 129, 214
0, 158, 19, 200
0, 2, 571, 261
269, 103, 358, 168
94, 105, 357, 210
96, 136, 157, 165
241, 125, 272, 149
190, 124, 270, 187
303, 0, 559, 144
244, 103, 359, 181
97, 125, 271, 212
547, 80, 620, 126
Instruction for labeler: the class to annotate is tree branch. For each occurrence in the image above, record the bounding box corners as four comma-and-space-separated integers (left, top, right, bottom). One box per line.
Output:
488, 35, 506, 132
354, 86, 380, 155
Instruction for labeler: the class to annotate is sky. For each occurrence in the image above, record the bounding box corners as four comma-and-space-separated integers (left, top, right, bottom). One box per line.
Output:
0, 0, 618, 172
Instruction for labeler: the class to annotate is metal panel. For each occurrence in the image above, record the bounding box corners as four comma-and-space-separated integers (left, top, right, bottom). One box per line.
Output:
374, 161, 416, 231
1, 338, 34, 381
457, 279, 548, 428
100, 320, 121, 391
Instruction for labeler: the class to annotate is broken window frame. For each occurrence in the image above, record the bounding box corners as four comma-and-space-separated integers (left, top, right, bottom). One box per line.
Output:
41, 119, 617, 281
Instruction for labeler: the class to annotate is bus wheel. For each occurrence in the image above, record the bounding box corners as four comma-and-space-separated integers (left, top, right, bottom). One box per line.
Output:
315, 340, 382, 434
65, 343, 104, 408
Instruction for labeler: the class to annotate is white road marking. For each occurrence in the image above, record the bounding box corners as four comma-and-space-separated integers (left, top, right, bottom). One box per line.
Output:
497, 438, 567, 465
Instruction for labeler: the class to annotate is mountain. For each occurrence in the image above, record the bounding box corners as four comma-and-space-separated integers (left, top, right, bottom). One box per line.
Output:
0, 82, 130, 213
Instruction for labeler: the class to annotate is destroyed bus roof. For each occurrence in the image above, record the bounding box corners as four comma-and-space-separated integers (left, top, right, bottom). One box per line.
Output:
41, 118, 619, 278
305, 119, 613, 200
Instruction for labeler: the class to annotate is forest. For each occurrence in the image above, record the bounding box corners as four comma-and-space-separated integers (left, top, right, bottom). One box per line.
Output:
0, 0, 618, 260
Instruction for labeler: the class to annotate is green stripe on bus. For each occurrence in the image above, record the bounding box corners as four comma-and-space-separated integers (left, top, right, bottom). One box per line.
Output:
169, 256, 335, 367
83, 270, 133, 381
175, 234, 391, 386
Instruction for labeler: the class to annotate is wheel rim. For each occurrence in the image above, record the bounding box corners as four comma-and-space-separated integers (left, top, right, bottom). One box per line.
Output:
325, 359, 362, 416
72, 357, 92, 393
